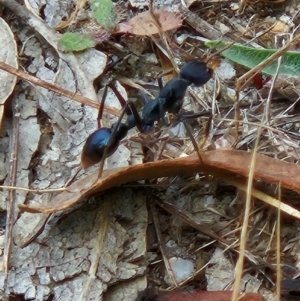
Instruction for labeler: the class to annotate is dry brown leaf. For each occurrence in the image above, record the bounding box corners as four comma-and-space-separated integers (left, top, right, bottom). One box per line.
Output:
18, 150, 300, 214
118, 9, 182, 36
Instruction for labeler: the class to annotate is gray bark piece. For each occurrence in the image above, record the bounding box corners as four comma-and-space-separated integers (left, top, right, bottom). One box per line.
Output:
0, 16, 18, 106
0, 1, 149, 299
13, 46, 107, 244
4, 190, 147, 300
27, 0, 76, 28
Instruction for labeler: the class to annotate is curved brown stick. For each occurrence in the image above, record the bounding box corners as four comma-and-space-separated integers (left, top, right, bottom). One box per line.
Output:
19, 150, 300, 214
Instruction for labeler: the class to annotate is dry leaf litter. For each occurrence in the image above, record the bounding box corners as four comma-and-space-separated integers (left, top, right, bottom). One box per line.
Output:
0, 0, 300, 300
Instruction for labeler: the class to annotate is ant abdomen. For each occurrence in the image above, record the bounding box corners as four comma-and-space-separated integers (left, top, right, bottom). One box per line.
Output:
81, 128, 114, 169
81, 123, 128, 168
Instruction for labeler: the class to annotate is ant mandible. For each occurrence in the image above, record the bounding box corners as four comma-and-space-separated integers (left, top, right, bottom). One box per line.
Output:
81, 61, 213, 170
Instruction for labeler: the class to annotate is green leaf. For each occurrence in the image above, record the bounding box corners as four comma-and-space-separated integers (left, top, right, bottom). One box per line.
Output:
91, 0, 115, 31
58, 32, 95, 52
205, 40, 300, 77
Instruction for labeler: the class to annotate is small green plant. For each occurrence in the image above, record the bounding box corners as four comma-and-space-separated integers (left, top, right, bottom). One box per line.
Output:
91, 0, 116, 31
58, 32, 95, 52
205, 41, 300, 77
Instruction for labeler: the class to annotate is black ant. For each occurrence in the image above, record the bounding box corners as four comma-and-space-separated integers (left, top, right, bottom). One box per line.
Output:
81, 61, 213, 170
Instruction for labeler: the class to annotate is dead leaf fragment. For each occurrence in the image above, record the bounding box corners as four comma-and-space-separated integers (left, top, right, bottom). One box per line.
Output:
118, 9, 182, 36
0, 17, 18, 127
271, 20, 290, 33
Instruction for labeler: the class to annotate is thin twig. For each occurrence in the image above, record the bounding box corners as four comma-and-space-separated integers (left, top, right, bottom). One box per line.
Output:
0, 61, 118, 115
0, 185, 66, 193
149, 0, 179, 73
150, 202, 178, 287
265, 56, 282, 124
276, 185, 281, 301
79, 200, 111, 300
231, 125, 262, 301
4, 100, 20, 285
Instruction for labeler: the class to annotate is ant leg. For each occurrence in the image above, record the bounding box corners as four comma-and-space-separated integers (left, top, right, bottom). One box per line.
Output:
199, 113, 212, 150
182, 120, 203, 163
167, 108, 211, 130
155, 135, 169, 161
127, 103, 144, 133
108, 82, 131, 114
96, 101, 133, 180
175, 110, 211, 123
157, 76, 164, 90
139, 90, 150, 105
97, 85, 109, 128
176, 111, 212, 164
108, 81, 145, 133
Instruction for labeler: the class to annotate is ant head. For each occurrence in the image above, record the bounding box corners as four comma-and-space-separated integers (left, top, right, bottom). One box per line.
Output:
179, 61, 214, 87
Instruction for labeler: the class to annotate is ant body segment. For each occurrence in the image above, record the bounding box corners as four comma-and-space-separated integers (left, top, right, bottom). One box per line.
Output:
81, 122, 131, 169
81, 100, 139, 169
81, 61, 213, 169
141, 61, 212, 131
